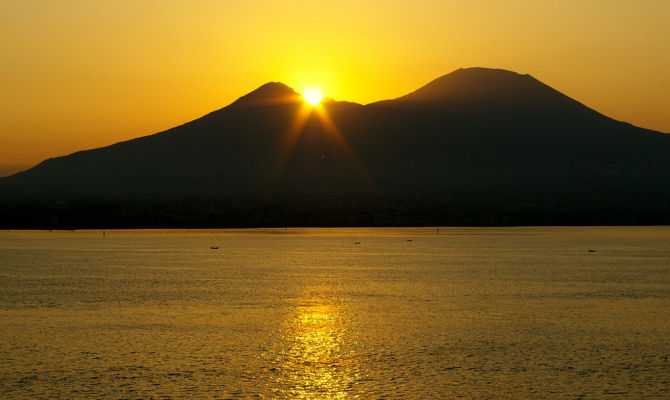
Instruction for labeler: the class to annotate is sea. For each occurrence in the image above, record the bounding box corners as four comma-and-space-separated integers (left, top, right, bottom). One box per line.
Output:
0, 227, 669, 399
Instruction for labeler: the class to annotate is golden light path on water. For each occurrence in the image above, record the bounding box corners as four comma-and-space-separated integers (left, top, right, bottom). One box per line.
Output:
269, 288, 358, 399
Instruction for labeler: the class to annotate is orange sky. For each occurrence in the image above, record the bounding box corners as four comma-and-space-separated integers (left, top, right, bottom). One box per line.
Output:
1, 0, 669, 172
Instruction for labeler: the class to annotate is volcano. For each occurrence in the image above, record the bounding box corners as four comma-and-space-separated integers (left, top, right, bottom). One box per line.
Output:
2, 68, 669, 228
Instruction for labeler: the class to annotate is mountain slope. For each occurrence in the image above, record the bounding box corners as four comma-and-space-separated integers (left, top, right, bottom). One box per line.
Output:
1, 68, 669, 228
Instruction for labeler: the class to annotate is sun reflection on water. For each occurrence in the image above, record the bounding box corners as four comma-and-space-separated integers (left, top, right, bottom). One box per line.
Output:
271, 303, 357, 399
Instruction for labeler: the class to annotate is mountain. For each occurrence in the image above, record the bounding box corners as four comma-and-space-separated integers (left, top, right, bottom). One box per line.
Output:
1, 67, 669, 228
0, 164, 30, 178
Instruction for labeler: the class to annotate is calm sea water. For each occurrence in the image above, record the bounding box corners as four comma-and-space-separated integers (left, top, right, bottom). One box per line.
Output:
0, 227, 669, 399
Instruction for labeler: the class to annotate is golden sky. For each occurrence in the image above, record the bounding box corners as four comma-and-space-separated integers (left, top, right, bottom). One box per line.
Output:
1, 0, 669, 170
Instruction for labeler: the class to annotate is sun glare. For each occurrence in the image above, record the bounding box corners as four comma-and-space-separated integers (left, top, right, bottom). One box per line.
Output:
302, 86, 324, 106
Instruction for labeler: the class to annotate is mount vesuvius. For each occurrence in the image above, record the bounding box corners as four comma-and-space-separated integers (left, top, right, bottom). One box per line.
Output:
2, 68, 669, 228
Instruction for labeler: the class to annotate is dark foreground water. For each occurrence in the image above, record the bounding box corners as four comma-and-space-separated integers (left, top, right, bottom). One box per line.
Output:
0, 227, 669, 399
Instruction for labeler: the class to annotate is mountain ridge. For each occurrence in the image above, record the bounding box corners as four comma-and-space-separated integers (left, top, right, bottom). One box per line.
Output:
1, 67, 669, 228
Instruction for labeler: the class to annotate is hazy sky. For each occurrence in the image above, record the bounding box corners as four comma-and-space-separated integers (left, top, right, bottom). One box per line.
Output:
2, 0, 669, 168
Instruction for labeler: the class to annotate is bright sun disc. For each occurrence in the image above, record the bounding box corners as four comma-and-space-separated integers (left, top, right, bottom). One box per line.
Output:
302, 86, 324, 106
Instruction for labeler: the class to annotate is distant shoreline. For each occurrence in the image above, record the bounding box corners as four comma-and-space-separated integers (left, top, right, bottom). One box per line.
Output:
3, 225, 670, 234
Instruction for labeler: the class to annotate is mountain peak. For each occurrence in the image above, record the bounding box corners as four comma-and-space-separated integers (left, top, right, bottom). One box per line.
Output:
231, 82, 301, 106
397, 67, 555, 103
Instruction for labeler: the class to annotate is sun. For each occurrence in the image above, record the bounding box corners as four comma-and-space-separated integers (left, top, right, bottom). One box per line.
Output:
302, 86, 324, 106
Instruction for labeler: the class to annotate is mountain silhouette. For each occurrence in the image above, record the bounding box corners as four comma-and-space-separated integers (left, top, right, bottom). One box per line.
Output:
230, 82, 301, 106
1, 67, 669, 228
